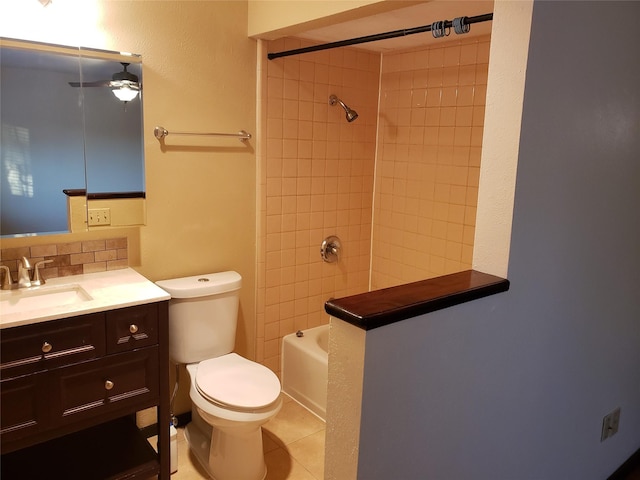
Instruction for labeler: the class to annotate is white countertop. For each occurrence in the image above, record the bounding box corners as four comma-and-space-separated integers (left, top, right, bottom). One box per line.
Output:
0, 268, 170, 329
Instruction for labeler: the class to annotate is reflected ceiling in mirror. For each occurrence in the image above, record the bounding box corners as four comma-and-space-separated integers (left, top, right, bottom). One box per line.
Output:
0, 38, 145, 238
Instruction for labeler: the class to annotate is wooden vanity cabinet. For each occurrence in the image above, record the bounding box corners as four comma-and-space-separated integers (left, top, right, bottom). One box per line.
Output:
0, 301, 170, 480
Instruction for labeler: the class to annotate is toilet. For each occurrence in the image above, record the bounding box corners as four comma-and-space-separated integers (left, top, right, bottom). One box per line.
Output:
156, 271, 282, 480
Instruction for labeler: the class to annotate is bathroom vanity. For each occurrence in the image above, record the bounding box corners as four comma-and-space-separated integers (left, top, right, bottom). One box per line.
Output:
0, 268, 171, 479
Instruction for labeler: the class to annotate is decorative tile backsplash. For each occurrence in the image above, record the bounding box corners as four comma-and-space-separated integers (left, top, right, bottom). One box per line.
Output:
0, 237, 128, 282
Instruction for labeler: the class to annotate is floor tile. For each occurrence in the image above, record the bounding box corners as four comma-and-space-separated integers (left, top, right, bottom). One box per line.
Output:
263, 428, 284, 452
263, 400, 326, 446
287, 430, 325, 480
264, 447, 317, 480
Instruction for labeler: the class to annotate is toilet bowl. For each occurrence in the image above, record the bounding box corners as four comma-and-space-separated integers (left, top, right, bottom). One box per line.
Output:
156, 272, 282, 480
185, 355, 282, 480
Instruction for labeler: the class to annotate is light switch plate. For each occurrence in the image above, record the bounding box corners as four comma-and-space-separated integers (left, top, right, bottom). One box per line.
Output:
88, 208, 111, 226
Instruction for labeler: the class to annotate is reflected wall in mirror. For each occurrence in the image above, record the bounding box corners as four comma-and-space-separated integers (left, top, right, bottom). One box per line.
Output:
0, 38, 145, 238
78, 50, 144, 195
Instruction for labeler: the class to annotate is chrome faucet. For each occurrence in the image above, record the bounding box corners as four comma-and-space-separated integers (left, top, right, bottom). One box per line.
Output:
13, 257, 54, 288
18, 257, 33, 288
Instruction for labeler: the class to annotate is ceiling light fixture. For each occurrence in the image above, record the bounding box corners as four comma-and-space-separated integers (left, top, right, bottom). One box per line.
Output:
69, 62, 140, 102
110, 63, 140, 102
112, 85, 139, 102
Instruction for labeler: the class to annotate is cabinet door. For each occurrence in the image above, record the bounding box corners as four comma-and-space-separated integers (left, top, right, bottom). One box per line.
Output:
0, 313, 105, 379
0, 373, 48, 445
106, 304, 159, 354
50, 347, 159, 427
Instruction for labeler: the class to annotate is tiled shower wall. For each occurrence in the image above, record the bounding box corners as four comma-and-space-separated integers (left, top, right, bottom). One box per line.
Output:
257, 38, 380, 374
371, 35, 490, 289
257, 35, 490, 375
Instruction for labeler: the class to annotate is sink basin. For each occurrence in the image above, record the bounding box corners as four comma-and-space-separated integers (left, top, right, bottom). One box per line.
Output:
0, 284, 93, 316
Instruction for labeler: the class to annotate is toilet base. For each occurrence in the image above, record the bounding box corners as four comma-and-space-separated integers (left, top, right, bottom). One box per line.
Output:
184, 413, 267, 480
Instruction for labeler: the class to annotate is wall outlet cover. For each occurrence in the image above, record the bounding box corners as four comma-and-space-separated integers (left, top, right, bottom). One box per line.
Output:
601, 407, 621, 442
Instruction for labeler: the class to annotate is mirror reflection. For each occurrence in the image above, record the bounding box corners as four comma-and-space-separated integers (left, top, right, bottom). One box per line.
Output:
78, 51, 144, 196
0, 39, 145, 238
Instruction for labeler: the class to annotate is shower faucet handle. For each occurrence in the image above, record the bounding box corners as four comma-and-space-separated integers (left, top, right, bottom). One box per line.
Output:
321, 236, 342, 263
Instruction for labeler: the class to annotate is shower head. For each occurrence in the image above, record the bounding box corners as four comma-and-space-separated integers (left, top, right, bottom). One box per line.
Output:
329, 94, 358, 123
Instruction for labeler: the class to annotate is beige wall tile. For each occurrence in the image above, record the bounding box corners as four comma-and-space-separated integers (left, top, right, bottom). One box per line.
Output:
258, 41, 379, 375
371, 35, 490, 289
82, 240, 106, 252
258, 34, 489, 372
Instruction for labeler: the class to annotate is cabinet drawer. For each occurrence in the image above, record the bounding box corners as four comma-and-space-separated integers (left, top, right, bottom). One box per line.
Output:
0, 373, 48, 445
106, 304, 158, 354
0, 314, 105, 379
50, 347, 159, 427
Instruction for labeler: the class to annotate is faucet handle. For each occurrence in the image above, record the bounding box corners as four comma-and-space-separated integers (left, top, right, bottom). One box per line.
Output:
17, 257, 34, 288
321, 235, 342, 263
0, 265, 13, 290
32, 259, 54, 286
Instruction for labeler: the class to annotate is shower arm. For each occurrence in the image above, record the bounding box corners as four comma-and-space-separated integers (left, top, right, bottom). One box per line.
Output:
333, 97, 348, 110
329, 94, 358, 122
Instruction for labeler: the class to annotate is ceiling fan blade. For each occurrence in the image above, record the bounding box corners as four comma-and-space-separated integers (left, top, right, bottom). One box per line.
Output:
68, 80, 111, 87
68, 63, 140, 90
109, 80, 141, 90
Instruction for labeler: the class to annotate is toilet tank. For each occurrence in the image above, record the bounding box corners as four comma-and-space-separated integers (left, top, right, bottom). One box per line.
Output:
156, 271, 242, 364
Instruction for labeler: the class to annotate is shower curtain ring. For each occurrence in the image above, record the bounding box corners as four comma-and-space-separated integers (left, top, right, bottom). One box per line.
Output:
453, 16, 471, 35
431, 20, 450, 39
431, 21, 441, 38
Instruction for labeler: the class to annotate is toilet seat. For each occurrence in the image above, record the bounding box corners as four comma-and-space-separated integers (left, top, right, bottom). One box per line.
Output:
195, 353, 281, 410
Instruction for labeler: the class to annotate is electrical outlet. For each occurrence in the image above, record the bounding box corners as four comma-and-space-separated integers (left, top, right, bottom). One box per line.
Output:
601, 407, 621, 441
88, 208, 111, 226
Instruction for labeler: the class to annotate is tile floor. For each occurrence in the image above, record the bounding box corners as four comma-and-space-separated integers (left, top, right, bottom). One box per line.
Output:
165, 395, 326, 480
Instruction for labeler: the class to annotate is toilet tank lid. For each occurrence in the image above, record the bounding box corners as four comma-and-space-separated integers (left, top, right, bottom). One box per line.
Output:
156, 271, 242, 299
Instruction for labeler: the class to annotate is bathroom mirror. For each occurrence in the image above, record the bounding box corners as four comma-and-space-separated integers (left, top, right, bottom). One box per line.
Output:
0, 38, 145, 237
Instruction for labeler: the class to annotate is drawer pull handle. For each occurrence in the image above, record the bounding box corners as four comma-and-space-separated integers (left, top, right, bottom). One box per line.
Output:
129, 324, 139, 334
42, 342, 52, 353
105, 380, 115, 391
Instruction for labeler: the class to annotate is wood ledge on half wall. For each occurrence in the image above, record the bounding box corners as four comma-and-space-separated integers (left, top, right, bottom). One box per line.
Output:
324, 270, 510, 331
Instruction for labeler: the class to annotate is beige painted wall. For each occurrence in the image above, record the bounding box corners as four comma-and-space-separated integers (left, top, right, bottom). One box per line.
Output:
248, 0, 419, 39
1, 1, 257, 414
473, 0, 534, 277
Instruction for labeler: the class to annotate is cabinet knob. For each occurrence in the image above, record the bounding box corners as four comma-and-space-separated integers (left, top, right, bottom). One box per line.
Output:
42, 342, 52, 353
129, 324, 138, 334
105, 380, 114, 391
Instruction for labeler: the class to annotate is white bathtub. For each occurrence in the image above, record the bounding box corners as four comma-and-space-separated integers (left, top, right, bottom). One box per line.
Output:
281, 324, 329, 421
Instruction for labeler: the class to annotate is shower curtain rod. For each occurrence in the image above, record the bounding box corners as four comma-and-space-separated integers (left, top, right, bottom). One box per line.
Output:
267, 13, 493, 60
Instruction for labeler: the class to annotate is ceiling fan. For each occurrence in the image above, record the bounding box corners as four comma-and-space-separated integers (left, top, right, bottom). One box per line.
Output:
69, 62, 140, 102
